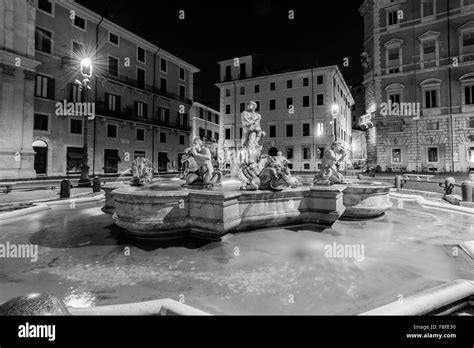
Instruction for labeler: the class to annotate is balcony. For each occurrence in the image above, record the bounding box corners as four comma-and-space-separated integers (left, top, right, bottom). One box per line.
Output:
154, 115, 191, 132
105, 72, 192, 105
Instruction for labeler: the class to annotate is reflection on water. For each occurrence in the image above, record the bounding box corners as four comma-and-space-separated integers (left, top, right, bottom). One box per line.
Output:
0, 197, 473, 315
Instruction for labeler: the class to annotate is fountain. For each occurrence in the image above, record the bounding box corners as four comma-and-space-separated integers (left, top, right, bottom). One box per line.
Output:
313, 139, 392, 219
105, 101, 389, 239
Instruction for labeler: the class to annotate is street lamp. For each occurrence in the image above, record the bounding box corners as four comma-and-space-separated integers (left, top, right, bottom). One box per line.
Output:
78, 58, 93, 187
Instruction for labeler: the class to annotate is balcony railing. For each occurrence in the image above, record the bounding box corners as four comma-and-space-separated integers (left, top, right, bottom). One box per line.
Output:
105, 72, 192, 105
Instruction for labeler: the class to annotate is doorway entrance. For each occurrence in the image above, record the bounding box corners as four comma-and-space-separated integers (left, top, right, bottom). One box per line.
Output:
158, 152, 168, 172
32, 140, 48, 175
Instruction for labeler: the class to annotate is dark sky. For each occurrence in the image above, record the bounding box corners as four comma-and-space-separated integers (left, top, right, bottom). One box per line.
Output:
78, 0, 364, 108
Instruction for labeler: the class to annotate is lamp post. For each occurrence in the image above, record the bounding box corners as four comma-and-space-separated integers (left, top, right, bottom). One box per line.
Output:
78, 58, 92, 187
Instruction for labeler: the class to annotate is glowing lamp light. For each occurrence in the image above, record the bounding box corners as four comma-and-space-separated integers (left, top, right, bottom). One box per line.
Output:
331, 104, 339, 117
80, 58, 93, 78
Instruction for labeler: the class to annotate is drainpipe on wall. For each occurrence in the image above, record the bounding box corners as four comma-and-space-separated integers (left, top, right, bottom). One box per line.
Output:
447, 0, 455, 173
152, 48, 161, 170
93, 16, 104, 175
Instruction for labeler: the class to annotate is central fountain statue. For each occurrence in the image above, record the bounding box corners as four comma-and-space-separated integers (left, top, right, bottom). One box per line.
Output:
237, 101, 299, 191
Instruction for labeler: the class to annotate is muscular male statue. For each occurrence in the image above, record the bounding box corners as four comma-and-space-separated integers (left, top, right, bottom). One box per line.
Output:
185, 137, 214, 185
241, 101, 265, 149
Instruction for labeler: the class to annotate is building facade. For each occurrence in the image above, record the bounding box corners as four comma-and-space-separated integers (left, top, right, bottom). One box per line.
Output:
360, 0, 474, 173
0, 0, 199, 179
216, 55, 354, 172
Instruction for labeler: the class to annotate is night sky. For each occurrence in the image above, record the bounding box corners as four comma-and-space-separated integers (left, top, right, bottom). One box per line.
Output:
78, 0, 364, 108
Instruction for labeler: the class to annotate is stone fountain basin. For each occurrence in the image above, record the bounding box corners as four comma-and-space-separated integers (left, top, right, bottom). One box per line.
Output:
111, 185, 347, 239
342, 181, 392, 219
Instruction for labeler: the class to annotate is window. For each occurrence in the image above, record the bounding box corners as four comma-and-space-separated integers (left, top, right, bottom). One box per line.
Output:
303, 123, 310, 136
254, 85, 260, 93
160, 132, 167, 143
426, 121, 439, 130
207, 130, 212, 140
72, 41, 83, 56
269, 125, 276, 138
421, 0, 435, 17
34, 114, 48, 131
240, 87, 245, 95
225, 89, 231, 97
135, 101, 147, 118
286, 97, 293, 109
287, 80, 292, 89
160, 77, 167, 92
270, 82, 276, 91
304, 163, 310, 170
35, 27, 52, 54
255, 101, 260, 112
180, 85, 186, 98
207, 111, 212, 121
160, 58, 167, 72
286, 147, 294, 160
387, 10, 398, 26
463, 32, 474, 47
136, 128, 145, 141
199, 128, 205, 140
158, 107, 169, 123
303, 77, 309, 86
73, 15, 86, 30
35, 75, 54, 99
303, 147, 311, 160
269, 99, 276, 110
108, 56, 118, 76
286, 124, 293, 137
317, 94, 324, 106
225, 66, 231, 81
240, 63, 246, 79
239, 128, 243, 139
179, 68, 185, 80
106, 93, 120, 112
70, 119, 83, 134
215, 132, 219, 141
67, 147, 84, 173
225, 128, 231, 140
423, 40, 436, 54
425, 89, 438, 108
388, 47, 399, 61
38, 0, 53, 14
137, 47, 145, 63
199, 109, 204, 119
466, 85, 474, 105
303, 96, 310, 107
427, 147, 438, 163
389, 93, 401, 105
215, 114, 219, 124
225, 105, 231, 114
318, 147, 325, 159
240, 103, 245, 112
469, 117, 474, 128
109, 32, 119, 45
179, 135, 185, 145
71, 83, 82, 102
317, 75, 324, 85
107, 124, 117, 138
137, 68, 145, 89
392, 148, 402, 163
389, 122, 403, 133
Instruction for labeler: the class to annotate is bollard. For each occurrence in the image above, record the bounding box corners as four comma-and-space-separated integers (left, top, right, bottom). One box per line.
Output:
395, 175, 403, 190
92, 176, 101, 193
445, 177, 455, 195
461, 181, 473, 202
60, 179, 70, 199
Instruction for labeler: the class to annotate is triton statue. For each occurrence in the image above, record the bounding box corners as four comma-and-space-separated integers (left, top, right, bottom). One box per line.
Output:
313, 140, 350, 185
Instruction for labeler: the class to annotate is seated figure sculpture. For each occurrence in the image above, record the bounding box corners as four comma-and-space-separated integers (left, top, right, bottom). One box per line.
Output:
182, 137, 221, 188
314, 140, 350, 185
130, 156, 154, 186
